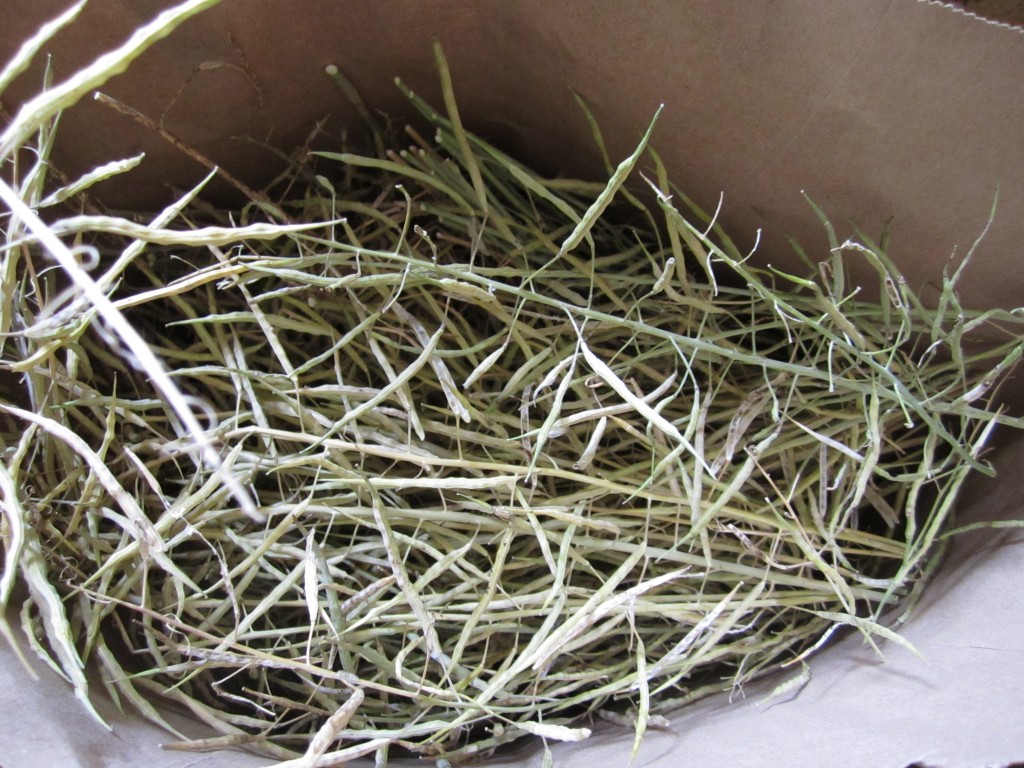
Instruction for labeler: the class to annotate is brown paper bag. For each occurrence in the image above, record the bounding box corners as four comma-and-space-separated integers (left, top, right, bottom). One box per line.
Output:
1, 2, 1022, 765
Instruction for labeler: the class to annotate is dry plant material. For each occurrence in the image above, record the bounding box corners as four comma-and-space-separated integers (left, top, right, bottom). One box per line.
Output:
2, 5, 1024, 765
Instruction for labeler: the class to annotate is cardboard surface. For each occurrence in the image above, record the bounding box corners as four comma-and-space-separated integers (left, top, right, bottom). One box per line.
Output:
1, 1, 1023, 766
0, 0, 1022, 311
